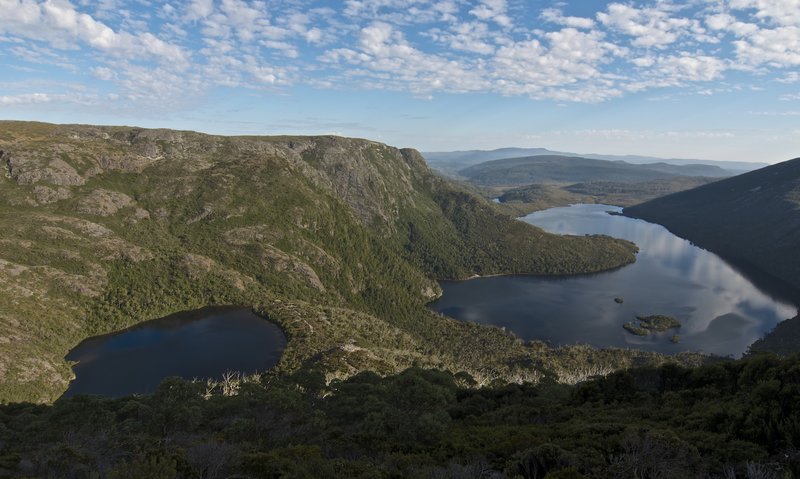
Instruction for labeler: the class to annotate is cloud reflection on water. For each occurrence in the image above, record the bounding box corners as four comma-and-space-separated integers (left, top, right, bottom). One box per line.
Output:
431, 204, 797, 357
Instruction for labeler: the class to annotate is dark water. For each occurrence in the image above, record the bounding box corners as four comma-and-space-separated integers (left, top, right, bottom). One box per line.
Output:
63, 307, 286, 398
430, 204, 798, 357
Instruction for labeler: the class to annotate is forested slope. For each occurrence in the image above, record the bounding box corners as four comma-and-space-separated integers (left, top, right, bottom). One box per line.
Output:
1, 354, 798, 477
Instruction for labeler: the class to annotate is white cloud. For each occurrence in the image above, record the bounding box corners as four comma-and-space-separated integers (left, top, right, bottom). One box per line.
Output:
492, 27, 624, 98
653, 54, 727, 83
541, 8, 595, 30
2, 0, 799, 111
428, 21, 495, 55
0, 0, 188, 65
0, 92, 53, 105
706, 3, 800, 69
321, 21, 488, 95
777, 72, 800, 83
343, 0, 448, 24
469, 0, 511, 28
0, 91, 99, 105
91, 65, 115, 80
729, 0, 800, 27
186, 0, 214, 20
732, 25, 800, 67
598, 3, 700, 48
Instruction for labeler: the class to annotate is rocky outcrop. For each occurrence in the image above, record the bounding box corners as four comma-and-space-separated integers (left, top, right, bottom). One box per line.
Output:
76, 189, 135, 216
7, 155, 85, 186
33, 186, 72, 205
260, 245, 327, 292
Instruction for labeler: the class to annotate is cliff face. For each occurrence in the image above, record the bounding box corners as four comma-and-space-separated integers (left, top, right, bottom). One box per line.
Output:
0, 121, 638, 402
625, 158, 800, 293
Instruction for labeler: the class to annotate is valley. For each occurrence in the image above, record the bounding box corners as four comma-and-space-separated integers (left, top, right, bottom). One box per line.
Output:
3, 0, 799, 475
1, 121, 799, 478
0, 121, 647, 403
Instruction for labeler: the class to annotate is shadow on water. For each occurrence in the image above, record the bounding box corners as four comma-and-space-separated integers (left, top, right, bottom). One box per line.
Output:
62, 306, 286, 399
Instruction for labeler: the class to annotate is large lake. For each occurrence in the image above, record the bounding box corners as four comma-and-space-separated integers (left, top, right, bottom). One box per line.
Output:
430, 204, 798, 357
62, 306, 286, 398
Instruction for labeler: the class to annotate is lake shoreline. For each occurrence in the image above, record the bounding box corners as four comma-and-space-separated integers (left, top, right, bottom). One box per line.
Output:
62, 306, 287, 398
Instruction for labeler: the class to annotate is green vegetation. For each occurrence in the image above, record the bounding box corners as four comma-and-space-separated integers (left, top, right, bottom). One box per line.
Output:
1, 122, 794, 474
0, 121, 653, 403
637, 315, 682, 331
1, 354, 799, 477
622, 323, 650, 336
625, 157, 800, 291
749, 315, 800, 356
624, 315, 681, 336
497, 177, 720, 215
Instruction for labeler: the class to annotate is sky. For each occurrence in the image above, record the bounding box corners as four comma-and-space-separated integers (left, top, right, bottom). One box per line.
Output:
0, 0, 799, 163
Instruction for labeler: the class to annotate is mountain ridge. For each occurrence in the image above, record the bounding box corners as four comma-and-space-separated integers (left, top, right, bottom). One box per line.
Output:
424, 147, 767, 174
457, 154, 728, 187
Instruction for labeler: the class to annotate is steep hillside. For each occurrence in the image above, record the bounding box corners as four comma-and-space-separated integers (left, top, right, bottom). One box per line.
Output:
0, 121, 650, 402
459, 155, 727, 187
625, 158, 800, 292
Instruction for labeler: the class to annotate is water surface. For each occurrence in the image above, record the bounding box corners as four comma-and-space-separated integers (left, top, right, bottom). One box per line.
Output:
63, 306, 286, 398
430, 204, 798, 356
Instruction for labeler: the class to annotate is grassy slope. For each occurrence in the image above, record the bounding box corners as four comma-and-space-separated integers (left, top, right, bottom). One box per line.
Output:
625, 158, 800, 291
0, 121, 667, 403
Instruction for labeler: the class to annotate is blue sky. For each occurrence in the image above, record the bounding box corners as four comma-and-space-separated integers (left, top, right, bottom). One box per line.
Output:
1, 0, 799, 163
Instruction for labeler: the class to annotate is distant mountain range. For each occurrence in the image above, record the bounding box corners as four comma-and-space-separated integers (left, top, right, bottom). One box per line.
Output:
457, 155, 729, 187
423, 147, 768, 176
625, 157, 800, 294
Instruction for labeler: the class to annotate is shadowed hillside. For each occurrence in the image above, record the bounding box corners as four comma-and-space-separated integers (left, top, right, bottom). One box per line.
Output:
625, 158, 800, 292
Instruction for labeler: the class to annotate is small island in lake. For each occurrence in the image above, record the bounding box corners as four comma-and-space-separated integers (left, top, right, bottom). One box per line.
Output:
623, 314, 682, 336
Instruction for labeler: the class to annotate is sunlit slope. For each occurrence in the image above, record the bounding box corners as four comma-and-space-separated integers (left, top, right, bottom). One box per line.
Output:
625, 158, 800, 291
0, 121, 644, 402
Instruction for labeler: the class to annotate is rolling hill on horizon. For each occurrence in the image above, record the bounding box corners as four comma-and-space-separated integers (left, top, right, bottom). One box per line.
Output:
424, 147, 766, 177
457, 155, 729, 187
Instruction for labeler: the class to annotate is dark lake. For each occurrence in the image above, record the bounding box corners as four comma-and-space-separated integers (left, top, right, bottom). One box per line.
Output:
62, 306, 286, 398
430, 204, 798, 357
